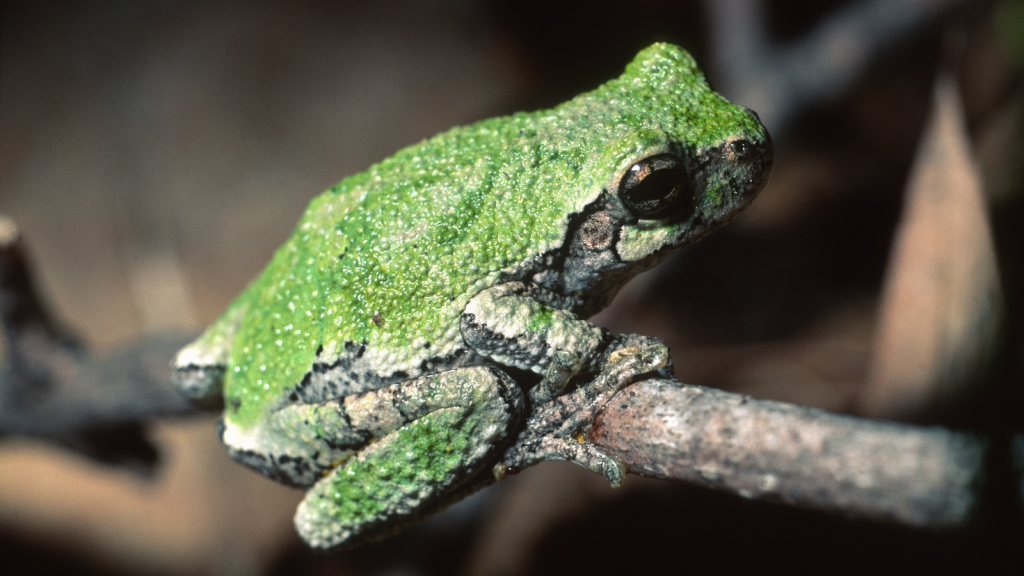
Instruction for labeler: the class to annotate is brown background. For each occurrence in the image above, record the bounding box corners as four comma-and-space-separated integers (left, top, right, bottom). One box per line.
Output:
2, 1, 1021, 574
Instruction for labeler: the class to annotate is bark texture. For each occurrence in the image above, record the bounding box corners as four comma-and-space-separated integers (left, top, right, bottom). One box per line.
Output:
591, 378, 987, 527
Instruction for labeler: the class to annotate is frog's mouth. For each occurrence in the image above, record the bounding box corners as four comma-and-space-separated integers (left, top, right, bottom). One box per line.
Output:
615, 130, 773, 264
692, 130, 774, 226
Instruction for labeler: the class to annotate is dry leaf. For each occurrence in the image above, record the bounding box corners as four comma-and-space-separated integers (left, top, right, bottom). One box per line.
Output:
859, 75, 1004, 419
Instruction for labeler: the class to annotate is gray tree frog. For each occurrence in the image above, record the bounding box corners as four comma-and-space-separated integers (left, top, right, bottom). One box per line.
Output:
173, 43, 773, 549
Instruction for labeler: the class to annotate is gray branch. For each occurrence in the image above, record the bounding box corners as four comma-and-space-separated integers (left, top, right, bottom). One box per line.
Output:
590, 378, 987, 527
0, 216, 196, 473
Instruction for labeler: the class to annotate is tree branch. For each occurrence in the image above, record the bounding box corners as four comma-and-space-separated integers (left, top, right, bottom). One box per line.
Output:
590, 377, 987, 527
0, 216, 196, 473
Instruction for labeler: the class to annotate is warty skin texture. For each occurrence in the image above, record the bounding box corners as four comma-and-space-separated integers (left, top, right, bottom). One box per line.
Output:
173, 42, 773, 549
183, 43, 769, 426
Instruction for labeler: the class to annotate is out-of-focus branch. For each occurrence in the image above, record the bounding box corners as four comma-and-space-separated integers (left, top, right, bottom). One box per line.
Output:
706, 0, 963, 134
0, 216, 196, 473
591, 378, 987, 528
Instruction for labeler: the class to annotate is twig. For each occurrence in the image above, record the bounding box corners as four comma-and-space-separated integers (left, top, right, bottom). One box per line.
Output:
0, 216, 196, 473
590, 377, 987, 527
706, 0, 963, 134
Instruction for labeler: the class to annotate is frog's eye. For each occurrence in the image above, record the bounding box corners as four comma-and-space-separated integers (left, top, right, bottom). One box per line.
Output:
619, 154, 692, 219
730, 139, 754, 160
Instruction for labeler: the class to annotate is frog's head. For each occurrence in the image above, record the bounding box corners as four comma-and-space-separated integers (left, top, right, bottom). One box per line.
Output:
605, 43, 773, 262
558, 43, 773, 311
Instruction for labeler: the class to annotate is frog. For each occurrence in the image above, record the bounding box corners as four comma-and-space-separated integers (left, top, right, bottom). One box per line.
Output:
172, 42, 773, 550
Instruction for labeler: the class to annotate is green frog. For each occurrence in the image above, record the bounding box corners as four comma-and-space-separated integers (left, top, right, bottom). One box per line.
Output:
173, 42, 773, 549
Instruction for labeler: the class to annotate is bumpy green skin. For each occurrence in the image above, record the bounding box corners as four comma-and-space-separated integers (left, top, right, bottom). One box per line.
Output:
173, 42, 773, 549
292, 366, 519, 547
214, 43, 761, 427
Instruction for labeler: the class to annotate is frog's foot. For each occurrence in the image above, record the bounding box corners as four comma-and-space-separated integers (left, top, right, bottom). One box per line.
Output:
529, 349, 582, 405
291, 366, 523, 550
496, 433, 628, 487
498, 334, 671, 487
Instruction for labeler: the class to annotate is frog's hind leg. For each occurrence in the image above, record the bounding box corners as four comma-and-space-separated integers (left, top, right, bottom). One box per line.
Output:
293, 366, 524, 549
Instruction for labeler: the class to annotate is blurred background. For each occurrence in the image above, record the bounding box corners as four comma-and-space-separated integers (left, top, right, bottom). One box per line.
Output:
1, 0, 1022, 574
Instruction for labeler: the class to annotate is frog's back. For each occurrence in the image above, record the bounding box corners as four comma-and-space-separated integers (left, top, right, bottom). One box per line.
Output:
222, 106, 611, 422
216, 43, 752, 425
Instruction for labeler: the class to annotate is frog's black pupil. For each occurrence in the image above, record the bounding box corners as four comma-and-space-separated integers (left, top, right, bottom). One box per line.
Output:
620, 154, 691, 218
630, 165, 682, 203
731, 139, 752, 158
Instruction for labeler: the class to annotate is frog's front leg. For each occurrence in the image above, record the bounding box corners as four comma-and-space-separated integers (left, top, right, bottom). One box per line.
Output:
499, 333, 671, 486
461, 282, 672, 486
461, 282, 607, 403
275, 367, 523, 549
